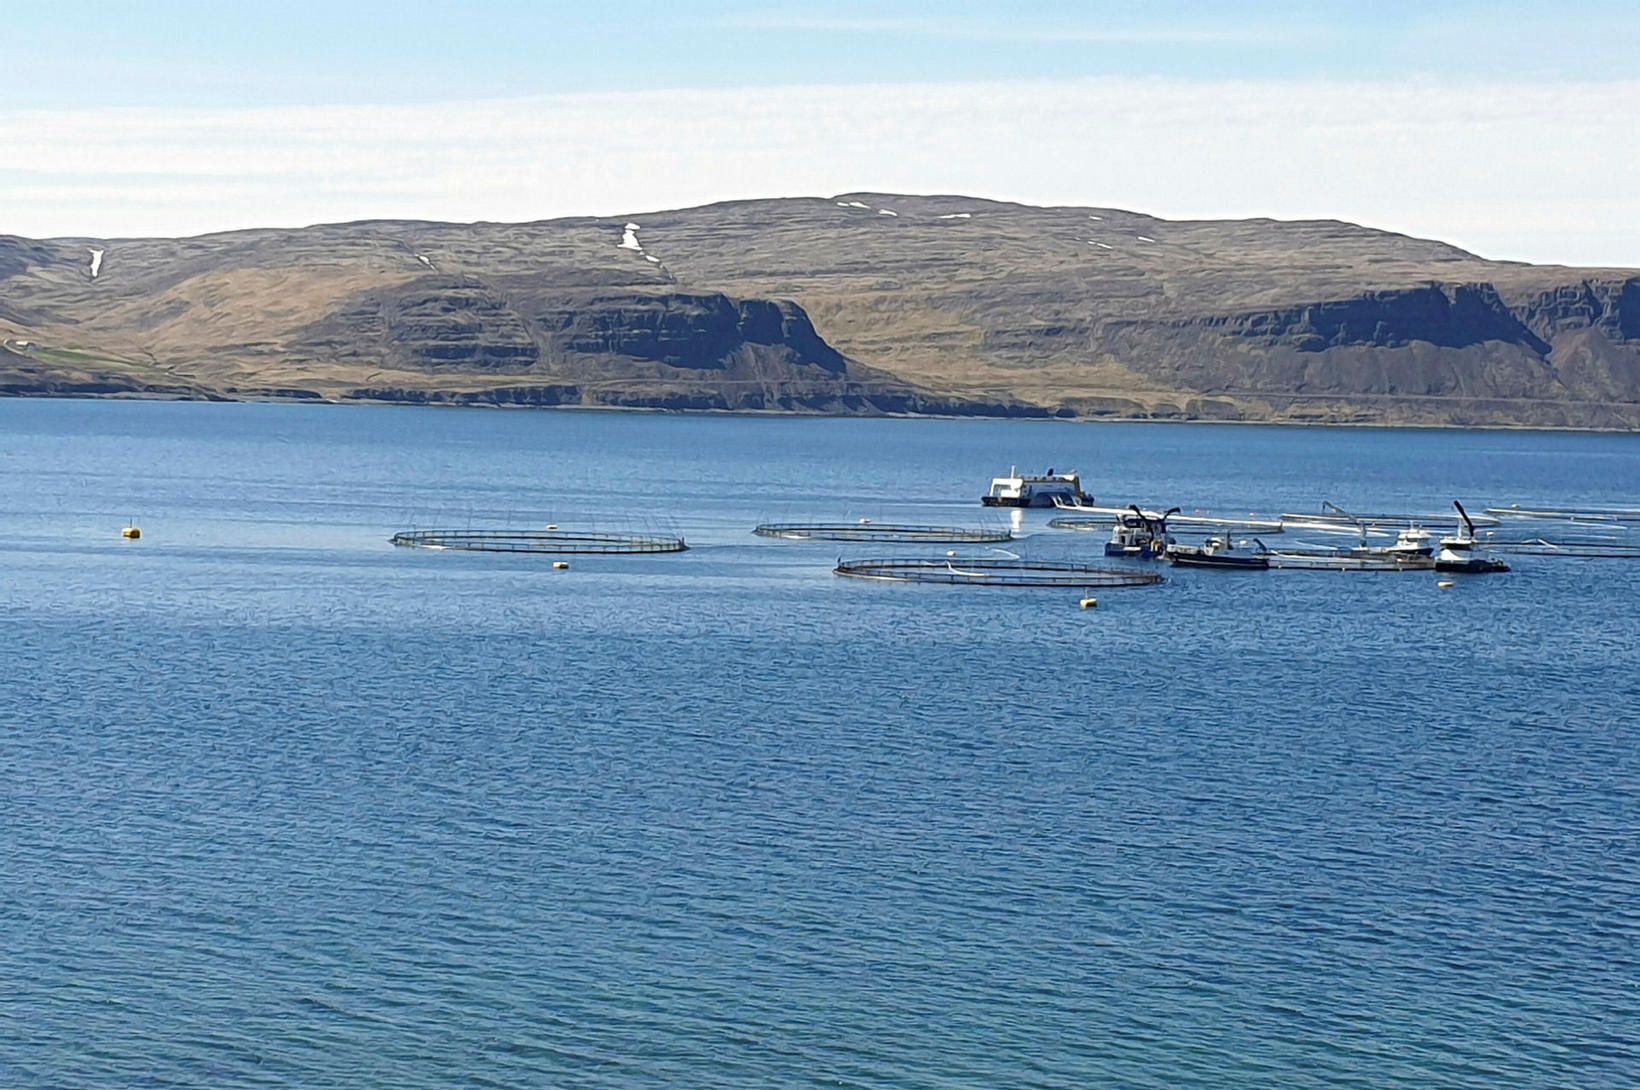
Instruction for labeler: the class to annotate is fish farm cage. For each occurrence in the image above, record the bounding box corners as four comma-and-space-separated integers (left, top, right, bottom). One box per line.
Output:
754, 522, 1014, 544
390, 529, 688, 554
833, 557, 1164, 587
1046, 516, 1282, 535
1485, 538, 1640, 559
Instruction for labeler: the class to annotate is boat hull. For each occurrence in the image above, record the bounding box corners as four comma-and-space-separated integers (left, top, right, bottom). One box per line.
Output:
1166, 552, 1269, 570
1435, 557, 1511, 573
983, 490, 1092, 508
1105, 542, 1166, 559
983, 495, 1059, 508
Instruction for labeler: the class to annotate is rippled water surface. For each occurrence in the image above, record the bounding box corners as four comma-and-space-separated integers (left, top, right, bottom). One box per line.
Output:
3, 400, 1638, 1088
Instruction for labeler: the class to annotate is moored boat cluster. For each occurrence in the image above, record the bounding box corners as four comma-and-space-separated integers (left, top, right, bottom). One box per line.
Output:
981, 467, 1640, 578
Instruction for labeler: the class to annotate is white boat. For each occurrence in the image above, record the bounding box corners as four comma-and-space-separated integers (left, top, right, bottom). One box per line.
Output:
1164, 534, 1270, 569
1271, 530, 1434, 568
1373, 527, 1436, 559
981, 466, 1092, 508
1264, 526, 1439, 571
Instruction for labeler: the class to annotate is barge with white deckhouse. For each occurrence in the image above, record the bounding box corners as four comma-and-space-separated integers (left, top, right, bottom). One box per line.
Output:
981, 467, 1093, 508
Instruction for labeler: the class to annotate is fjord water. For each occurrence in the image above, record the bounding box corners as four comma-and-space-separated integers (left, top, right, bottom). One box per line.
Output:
3, 399, 1637, 1090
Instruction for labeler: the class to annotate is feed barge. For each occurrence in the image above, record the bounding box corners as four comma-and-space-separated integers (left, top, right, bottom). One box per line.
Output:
982, 467, 1092, 508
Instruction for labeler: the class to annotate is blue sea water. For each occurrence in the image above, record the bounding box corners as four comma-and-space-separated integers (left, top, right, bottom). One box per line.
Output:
1, 399, 1637, 1089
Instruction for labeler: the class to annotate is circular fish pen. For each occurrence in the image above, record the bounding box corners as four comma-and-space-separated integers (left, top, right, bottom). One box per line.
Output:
833, 557, 1163, 587
391, 529, 687, 554
755, 522, 1013, 544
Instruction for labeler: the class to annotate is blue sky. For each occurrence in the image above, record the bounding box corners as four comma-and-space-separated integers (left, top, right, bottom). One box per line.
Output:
8, 0, 1639, 106
3, 2, 1638, 263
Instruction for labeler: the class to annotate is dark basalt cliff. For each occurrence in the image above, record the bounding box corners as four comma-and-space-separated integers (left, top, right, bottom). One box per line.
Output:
1, 195, 1637, 427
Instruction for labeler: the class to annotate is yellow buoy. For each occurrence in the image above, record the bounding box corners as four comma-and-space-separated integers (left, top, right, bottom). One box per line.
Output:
121, 525, 141, 539
552, 561, 569, 570
1079, 596, 1098, 609
1437, 579, 1455, 589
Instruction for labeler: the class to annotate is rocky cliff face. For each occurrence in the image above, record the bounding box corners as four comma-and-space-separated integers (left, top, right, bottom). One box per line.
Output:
1098, 277, 1640, 420
1, 195, 1637, 427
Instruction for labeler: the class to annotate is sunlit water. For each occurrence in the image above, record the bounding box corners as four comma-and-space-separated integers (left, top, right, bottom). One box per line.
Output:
2, 400, 1637, 1088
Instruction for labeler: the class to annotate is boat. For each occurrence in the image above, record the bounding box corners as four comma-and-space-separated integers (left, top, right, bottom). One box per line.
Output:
1266, 527, 1436, 571
1372, 526, 1436, 559
1164, 533, 1269, 569
1434, 501, 1510, 573
981, 466, 1092, 508
1264, 529, 1437, 571
1105, 505, 1176, 558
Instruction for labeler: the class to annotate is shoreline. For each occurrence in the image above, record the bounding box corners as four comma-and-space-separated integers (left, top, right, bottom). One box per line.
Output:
2, 388, 1637, 436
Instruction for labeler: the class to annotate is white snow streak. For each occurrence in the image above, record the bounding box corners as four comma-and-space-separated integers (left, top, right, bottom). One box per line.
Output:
878, 208, 898, 216
1136, 235, 1155, 242
415, 253, 434, 268
938, 212, 972, 219
618, 222, 643, 250
87, 247, 104, 278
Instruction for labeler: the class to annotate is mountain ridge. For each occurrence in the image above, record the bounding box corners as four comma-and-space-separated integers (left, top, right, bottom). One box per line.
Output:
2, 194, 1637, 428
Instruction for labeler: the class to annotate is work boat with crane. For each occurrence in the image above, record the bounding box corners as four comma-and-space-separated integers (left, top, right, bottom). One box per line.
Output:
1435, 501, 1511, 573
1105, 505, 1178, 558
981, 467, 1093, 508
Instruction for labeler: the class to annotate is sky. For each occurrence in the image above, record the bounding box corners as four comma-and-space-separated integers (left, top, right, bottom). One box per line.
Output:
3, 0, 1638, 265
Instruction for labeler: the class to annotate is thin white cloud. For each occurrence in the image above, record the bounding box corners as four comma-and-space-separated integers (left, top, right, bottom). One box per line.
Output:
1, 77, 1636, 266
720, 14, 1278, 44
